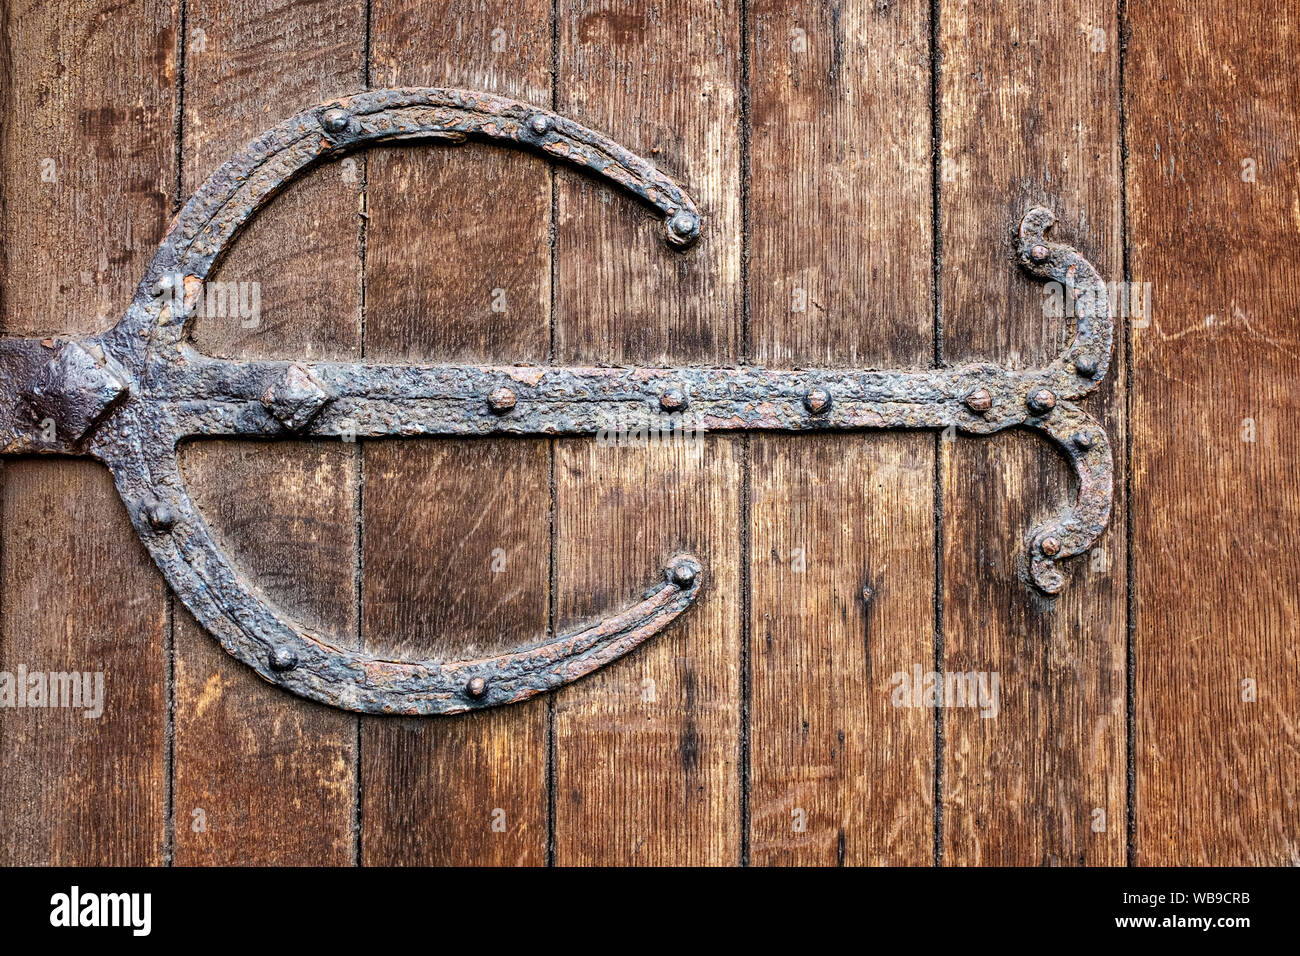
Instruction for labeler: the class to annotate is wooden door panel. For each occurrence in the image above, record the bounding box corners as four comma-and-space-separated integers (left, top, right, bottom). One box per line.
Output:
936, 0, 1126, 866
1127, 1, 1300, 865
550, 0, 744, 865
358, 0, 553, 866
747, 0, 936, 865
169, 0, 365, 865
1, 0, 1294, 868
0, 0, 174, 866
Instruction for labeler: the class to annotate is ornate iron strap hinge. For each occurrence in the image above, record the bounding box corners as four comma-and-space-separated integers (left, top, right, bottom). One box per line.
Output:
0, 89, 1113, 715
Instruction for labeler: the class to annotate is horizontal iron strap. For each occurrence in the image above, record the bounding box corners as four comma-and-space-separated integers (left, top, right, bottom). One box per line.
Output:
159, 355, 1012, 402
158, 358, 1050, 439
171, 398, 992, 439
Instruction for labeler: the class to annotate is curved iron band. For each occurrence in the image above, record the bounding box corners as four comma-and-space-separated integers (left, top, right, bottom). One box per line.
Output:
100, 87, 701, 370
1014, 206, 1112, 401
1021, 401, 1112, 594
86, 88, 707, 714
112, 400, 702, 714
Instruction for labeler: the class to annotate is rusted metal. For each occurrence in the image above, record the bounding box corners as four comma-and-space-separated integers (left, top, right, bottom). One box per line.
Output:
0, 88, 1115, 715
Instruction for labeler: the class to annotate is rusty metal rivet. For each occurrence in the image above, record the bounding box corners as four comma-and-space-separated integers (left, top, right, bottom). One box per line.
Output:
529, 115, 551, 135
660, 388, 689, 413
804, 388, 832, 415
488, 386, 517, 414
144, 499, 176, 532
466, 676, 488, 699
1074, 355, 1098, 378
262, 363, 330, 432
1026, 388, 1056, 415
320, 108, 351, 134
965, 387, 993, 414
1030, 243, 1050, 263
23, 341, 130, 443
269, 645, 298, 672
669, 562, 698, 590
1040, 536, 1062, 557
666, 210, 700, 246
1074, 431, 1094, 450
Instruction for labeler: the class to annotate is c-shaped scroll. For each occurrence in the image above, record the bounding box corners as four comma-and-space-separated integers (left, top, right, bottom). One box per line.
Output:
0, 89, 1114, 714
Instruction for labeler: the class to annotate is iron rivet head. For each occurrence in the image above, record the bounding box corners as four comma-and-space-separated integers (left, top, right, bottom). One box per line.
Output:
1029, 243, 1050, 263
22, 341, 130, 443
320, 108, 351, 135
668, 560, 698, 590
269, 645, 298, 672
488, 386, 517, 414
1040, 536, 1062, 557
262, 363, 331, 432
666, 210, 700, 247
1073, 431, 1094, 450
660, 388, 689, 413
144, 499, 176, 532
530, 115, 551, 135
1026, 388, 1056, 415
1074, 355, 1098, 378
965, 387, 993, 414
466, 676, 488, 699
804, 388, 832, 415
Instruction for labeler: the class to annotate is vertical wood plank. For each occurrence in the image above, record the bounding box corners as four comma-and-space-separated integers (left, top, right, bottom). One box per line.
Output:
551, 0, 743, 865
746, 0, 936, 865
0, 465, 168, 865
553, 0, 741, 366
171, 0, 365, 865
0, 0, 175, 864
1127, 3, 1300, 864
359, 0, 552, 867
937, 0, 1126, 864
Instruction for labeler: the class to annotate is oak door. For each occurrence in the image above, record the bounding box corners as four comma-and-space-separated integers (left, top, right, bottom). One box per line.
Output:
1, 0, 1294, 866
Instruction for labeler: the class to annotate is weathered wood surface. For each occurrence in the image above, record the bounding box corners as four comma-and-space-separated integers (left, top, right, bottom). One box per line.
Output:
171, 0, 365, 867
936, 0, 1127, 865
0, 0, 174, 865
746, 0, 935, 865
359, 0, 553, 866
550, 0, 743, 865
1127, 1, 1299, 865
1, 0, 1295, 866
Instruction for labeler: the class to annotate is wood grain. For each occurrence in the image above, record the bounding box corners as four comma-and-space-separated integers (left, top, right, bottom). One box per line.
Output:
553, 0, 741, 365
746, 0, 936, 865
0, 463, 168, 865
2, 0, 1298, 870
551, 0, 743, 864
1127, 2, 1300, 865
359, 0, 552, 866
937, 0, 1126, 864
171, 0, 365, 865
0, 0, 175, 865
173, 442, 358, 864
553, 438, 742, 864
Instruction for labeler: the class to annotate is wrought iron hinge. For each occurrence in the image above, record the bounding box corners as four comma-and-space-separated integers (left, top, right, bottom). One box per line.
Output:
0, 89, 1113, 715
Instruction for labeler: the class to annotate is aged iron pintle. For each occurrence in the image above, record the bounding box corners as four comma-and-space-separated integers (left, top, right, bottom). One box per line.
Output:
0, 87, 1114, 717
